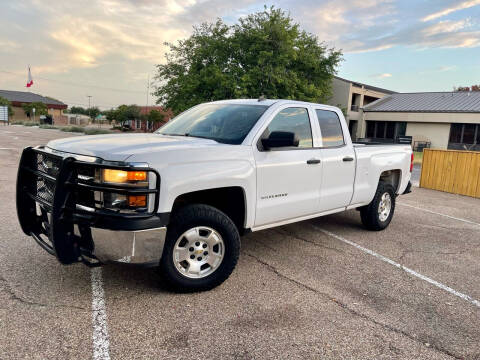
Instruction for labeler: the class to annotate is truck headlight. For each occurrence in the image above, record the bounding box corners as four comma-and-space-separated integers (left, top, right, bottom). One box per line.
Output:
103, 169, 147, 184
100, 169, 150, 211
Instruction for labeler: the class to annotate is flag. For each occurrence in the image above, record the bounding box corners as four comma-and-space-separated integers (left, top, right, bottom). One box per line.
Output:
26, 66, 33, 87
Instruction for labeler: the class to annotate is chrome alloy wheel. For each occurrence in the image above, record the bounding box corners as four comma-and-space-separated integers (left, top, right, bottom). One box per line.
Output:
378, 192, 392, 222
172, 226, 225, 279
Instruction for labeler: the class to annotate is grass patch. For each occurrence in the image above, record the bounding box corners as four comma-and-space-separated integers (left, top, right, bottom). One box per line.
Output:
83, 128, 111, 135
413, 151, 423, 164
39, 124, 58, 129
60, 126, 85, 133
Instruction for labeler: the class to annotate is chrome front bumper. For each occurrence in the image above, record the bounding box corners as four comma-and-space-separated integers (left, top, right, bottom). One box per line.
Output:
89, 227, 167, 265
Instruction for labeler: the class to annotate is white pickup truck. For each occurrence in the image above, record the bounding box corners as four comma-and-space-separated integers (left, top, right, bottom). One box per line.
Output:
17, 99, 412, 291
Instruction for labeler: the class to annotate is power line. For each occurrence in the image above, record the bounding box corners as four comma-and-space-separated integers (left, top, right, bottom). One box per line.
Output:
0, 69, 147, 94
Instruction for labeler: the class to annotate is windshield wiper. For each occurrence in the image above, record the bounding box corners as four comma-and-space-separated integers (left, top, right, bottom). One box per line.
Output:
159, 133, 219, 143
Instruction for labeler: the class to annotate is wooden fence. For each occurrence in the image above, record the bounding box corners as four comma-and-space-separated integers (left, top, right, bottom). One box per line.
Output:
420, 149, 480, 198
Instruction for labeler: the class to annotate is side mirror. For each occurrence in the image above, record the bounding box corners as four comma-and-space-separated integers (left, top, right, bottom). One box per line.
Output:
261, 131, 299, 150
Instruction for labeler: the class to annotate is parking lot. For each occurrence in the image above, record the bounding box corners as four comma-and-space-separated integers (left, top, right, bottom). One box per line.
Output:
1, 125, 479, 359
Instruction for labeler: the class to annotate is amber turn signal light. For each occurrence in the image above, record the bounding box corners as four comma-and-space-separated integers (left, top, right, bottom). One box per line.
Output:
128, 195, 147, 207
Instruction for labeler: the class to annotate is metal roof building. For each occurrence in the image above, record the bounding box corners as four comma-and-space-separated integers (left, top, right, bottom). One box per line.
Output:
0, 89, 67, 124
0, 90, 67, 109
364, 92, 480, 113
359, 92, 480, 151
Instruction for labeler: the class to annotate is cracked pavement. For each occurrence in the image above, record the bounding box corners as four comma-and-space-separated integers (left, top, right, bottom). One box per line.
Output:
1, 125, 479, 359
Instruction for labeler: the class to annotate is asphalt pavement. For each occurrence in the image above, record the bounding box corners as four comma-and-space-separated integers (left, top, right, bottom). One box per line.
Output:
1, 125, 479, 359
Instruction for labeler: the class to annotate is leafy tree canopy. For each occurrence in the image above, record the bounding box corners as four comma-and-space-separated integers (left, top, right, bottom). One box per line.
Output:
114, 105, 141, 126
0, 96, 14, 116
153, 6, 342, 114
147, 109, 166, 124
69, 106, 87, 115
22, 102, 48, 118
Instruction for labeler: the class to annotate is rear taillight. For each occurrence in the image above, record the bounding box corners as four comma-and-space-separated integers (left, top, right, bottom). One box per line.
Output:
410, 152, 414, 172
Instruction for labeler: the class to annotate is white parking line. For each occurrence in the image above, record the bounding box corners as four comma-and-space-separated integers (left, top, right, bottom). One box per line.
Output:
398, 203, 480, 227
91, 268, 111, 360
315, 227, 480, 309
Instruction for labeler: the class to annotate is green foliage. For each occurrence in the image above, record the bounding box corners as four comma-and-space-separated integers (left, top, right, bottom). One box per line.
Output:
69, 106, 87, 114
83, 128, 111, 135
87, 107, 101, 120
60, 126, 84, 133
39, 124, 58, 129
113, 105, 141, 127
154, 6, 342, 114
147, 110, 166, 124
0, 96, 14, 116
22, 102, 48, 117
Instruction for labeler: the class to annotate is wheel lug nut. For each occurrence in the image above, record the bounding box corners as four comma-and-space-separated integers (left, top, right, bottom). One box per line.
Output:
190, 255, 195, 259
202, 244, 207, 248
195, 242, 200, 246
204, 251, 208, 256
197, 257, 202, 261
189, 247, 194, 252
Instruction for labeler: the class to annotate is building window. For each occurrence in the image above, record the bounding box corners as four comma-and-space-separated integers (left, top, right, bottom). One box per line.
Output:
365, 121, 406, 140
136, 119, 141, 129
448, 123, 480, 150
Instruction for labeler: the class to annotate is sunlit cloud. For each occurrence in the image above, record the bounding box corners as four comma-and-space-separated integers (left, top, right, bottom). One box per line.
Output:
422, 0, 480, 22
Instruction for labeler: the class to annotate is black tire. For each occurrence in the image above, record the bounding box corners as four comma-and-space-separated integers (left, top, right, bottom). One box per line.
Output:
360, 181, 396, 231
159, 204, 240, 292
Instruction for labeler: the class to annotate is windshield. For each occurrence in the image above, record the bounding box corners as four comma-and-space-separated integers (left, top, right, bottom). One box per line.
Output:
156, 103, 269, 144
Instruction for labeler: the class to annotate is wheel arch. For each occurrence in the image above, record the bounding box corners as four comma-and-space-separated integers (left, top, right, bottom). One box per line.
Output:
171, 186, 248, 233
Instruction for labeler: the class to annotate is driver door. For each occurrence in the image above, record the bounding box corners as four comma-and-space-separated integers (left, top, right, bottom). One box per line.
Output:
253, 106, 323, 227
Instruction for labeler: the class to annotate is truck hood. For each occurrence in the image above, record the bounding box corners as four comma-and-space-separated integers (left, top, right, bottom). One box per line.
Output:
47, 133, 220, 162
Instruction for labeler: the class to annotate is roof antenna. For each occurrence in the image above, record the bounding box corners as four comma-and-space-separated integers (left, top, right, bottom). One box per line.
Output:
258, 94, 266, 102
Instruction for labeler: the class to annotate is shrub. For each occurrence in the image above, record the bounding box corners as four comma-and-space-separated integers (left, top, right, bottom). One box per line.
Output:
83, 128, 111, 135
60, 126, 84, 133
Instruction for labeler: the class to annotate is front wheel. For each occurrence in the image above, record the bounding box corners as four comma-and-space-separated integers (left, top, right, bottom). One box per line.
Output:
159, 204, 240, 292
360, 181, 396, 231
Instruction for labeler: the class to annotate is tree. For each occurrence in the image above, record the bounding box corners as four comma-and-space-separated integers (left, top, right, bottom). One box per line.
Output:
103, 109, 117, 124
86, 106, 101, 121
147, 110, 166, 126
115, 105, 141, 127
22, 102, 48, 119
0, 96, 14, 117
69, 106, 87, 115
153, 6, 342, 114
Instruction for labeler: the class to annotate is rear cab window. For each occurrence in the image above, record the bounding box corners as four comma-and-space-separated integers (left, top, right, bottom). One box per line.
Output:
315, 109, 345, 147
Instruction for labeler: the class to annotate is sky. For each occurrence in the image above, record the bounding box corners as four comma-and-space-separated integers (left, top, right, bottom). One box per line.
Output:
0, 0, 479, 109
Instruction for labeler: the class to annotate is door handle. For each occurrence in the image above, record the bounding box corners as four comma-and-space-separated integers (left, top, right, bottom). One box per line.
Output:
307, 159, 321, 164
343, 156, 354, 162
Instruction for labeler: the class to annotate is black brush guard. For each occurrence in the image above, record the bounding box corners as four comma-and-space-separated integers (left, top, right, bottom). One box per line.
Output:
16, 146, 161, 266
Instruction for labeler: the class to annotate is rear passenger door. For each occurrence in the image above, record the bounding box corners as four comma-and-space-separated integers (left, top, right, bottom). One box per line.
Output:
315, 108, 356, 211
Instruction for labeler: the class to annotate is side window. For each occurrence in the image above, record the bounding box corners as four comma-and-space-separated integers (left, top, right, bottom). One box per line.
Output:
316, 109, 345, 147
262, 107, 313, 148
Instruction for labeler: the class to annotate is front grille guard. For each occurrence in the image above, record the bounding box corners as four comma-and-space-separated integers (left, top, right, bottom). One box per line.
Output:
16, 146, 160, 266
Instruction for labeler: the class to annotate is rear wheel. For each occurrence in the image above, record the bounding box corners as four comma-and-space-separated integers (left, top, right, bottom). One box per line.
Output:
360, 181, 395, 231
160, 204, 240, 292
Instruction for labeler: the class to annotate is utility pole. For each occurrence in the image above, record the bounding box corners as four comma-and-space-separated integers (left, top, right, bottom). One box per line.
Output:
145, 74, 150, 132
87, 95, 92, 124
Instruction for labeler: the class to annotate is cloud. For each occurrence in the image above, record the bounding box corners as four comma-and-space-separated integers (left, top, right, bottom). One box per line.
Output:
371, 73, 392, 79
422, 0, 480, 22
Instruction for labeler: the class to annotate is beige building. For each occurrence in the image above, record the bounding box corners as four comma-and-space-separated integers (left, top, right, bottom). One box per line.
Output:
362, 92, 480, 151
0, 89, 67, 124
327, 76, 396, 140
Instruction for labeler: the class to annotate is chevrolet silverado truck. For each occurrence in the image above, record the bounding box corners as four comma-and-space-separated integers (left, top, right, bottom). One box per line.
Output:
16, 99, 413, 292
